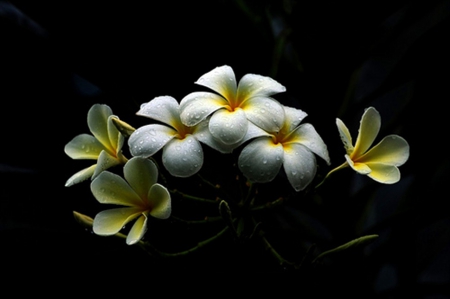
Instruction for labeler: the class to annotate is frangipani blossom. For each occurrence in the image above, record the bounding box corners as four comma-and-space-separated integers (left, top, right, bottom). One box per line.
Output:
64, 104, 127, 187
179, 65, 286, 146
128, 96, 215, 177
333, 107, 409, 184
91, 156, 171, 245
238, 105, 330, 191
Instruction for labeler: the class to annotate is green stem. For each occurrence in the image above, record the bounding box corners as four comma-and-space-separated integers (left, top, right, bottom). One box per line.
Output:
315, 161, 349, 189
171, 189, 219, 204
250, 197, 284, 211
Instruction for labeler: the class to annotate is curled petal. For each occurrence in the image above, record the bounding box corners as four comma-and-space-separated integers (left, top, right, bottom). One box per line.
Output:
353, 107, 381, 158
137, 96, 183, 130
238, 137, 284, 183
345, 155, 371, 174
65, 164, 97, 187
92, 150, 122, 179
107, 115, 123, 155
242, 96, 285, 132
148, 183, 171, 219
282, 143, 317, 191
237, 73, 286, 103
128, 124, 175, 157
93, 207, 143, 236
88, 104, 114, 152
336, 118, 354, 155
358, 135, 409, 166
366, 163, 401, 184
289, 123, 330, 165
91, 171, 143, 207
162, 135, 203, 177
179, 92, 228, 126
126, 214, 148, 245
209, 108, 248, 144
195, 65, 237, 101
64, 134, 104, 160
124, 157, 158, 199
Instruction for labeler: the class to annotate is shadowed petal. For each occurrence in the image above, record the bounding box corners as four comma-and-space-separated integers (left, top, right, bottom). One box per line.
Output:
358, 135, 409, 166
88, 104, 114, 153
93, 207, 143, 236
128, 124, 175, 157
65, 164, 97, 187
148, 183, 171, 219
281, 106, 308, 134
64, 134, 104, 160
238, 137, 284, 183
345, 155, 371, 174
92, 150, 122, 179
126, 214, 148, 245
336, 118, 354, 155
209, 108, 248, 144
353, 107, 381, 158
91, 171, 143, 207
237, 73, 286, 103
162, 135, 203, 177
366, 163, 401, 184
283, 143, 317, 191
124, 157, 158, 199
179, 92, 228, 126
242, 96, 285, 132
195, 65, 237, 101
289, 123, 330, 165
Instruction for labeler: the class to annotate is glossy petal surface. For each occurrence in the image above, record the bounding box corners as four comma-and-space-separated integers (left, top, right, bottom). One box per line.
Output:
64, 134, 103, 160
353, 107, 381, 158
358, 135, 409, 166
283, 143, 317, 191
209, 108, 248, 144
126, 214, 148, 245
124, 157, 158, 199
93, 207, 143, 235
128, 124, 175, 157
148, 184, 171, 219
162, 135, 203, 177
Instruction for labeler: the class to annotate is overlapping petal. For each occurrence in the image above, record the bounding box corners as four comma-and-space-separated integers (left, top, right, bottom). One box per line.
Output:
93, 207, 143, 236
352, 107, 381, 158
147, 184, 171, 219
64, 134, 103, 160
137, 96, 183, 130
128, 124, 175, 157
283, 143, 317, 191
179, 92, 228, 126
162, 135, 203, 177
358, 135, 409, 166
195, 65, 237, 101
241, 96, 285, 132
237, 73, 286, 102
126, 214, 148, 245
208, 108, 248, 144
288, 123, 330, 165
124, 155, 158, 199
365, 163, 401, 184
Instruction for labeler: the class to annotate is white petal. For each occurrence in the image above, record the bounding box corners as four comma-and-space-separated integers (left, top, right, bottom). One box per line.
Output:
162, 135, 203, 177
238, 137, 284, 183
124, 157, 158, 199
192, 118, 236, 153
353, 107, 381, 158
195, 65, 237, 100
242, 96, 285, 132
336, 118, 354, 155
280, 106, 308, 134
179, 92, 227, 126
91, 171, 143, 207
209, 108, 248, 144
93, 207, 143, 236
237, 73, 286, 103
282, 143, 317, 191
128, 124, 175, 157
64, 134, 104, 160
148, 183, 172, 219
289, 123, 330, 165
87, 104, 114, 152
92, 150, 122, 179
126, 214, 148, 245
136, 96, 183, 131
358, 135, 409, 166
65, 164, 97, 187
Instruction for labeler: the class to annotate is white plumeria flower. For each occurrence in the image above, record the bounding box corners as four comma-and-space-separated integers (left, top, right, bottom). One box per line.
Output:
91, 156, 171, 245
64, 104, 127, 187
238, 105, 330, 191
128, 96, 216, 177
333, 107, 409, 184
179, 65, 286, 146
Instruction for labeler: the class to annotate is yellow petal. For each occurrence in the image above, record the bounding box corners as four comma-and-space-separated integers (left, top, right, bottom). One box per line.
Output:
126, 214, 148, 245
336, 118, 354, 155
345, 155, 371, 174
352, 107, 381, 158
357, 135, 409, 166
148, 184, 171, 219
93, 207, 143, 236
65, 164, 97, 187
365, 163, 401, 184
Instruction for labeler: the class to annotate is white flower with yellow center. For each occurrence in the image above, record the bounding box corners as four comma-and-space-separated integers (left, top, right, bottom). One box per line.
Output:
91, 156, 171, 245
64, 104, 127, 187
332, 106, 409, 184
238, 106, 330, 191
179, 65, 286, 146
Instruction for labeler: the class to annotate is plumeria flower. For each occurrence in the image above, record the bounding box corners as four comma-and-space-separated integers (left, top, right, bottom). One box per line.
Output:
179, 65, 286, 146
91, 156, 171, 245
128, 96, 218, 177
64, 104, 127, 187
329, 106, 409, 184
238, 105, 330, 191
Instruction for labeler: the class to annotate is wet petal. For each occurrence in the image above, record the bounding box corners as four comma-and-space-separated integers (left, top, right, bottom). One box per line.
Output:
93, 207, 143, 236
282, 143, 317, 191
64, 134, 104, 160
366, 163, 401, 184
91, 171, 143, 207
162, 135, 203, 177
88, 104, 114, 152
65, 164, 97, 187
280, 106, 308, 134
238, 137, 284, 183
358, 135, 409, 166
107, 115, 124, 156
137, 96, 183, 130
353, 107, 381, 158
289, 123, 330, 165
148, 183, 171, 219
128, 124, 175, 157
179, 92, 228, 126
124, 157, 158, 199
209, 108, 248, 144
195, 65, 237, 101
92, 150, 122, 179
336, 118, 354, 155
345, 155, 371, 174
242, 96, 285, 132
237, 73, 286, 103
126, 214, 148, 245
